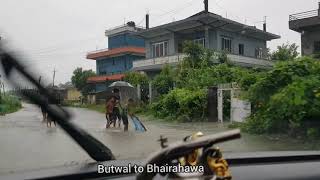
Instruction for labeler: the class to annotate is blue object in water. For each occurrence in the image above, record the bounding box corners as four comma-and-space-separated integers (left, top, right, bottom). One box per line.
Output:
131, 116, 146, 132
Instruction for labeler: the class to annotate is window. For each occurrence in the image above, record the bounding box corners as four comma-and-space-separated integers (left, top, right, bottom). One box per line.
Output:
239, 44, 244, 55
255, 48, 263, 59
194, 38, 205, 47
222, 37, 232, 52
152, 41, 168, 58
112, 59, 115, 65
314, 41, 320, 53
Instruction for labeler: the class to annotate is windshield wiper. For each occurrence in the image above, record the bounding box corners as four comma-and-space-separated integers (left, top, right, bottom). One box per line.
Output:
0, 46, 115, 161
136, 129, 241, 180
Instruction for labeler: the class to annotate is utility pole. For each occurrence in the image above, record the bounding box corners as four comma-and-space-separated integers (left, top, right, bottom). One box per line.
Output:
52, 68, 57, 87
0, 75, 2, 102
38, 76, 42, 84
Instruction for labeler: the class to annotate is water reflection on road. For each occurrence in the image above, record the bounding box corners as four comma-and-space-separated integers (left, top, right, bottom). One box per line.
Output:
0, 103, 315, 174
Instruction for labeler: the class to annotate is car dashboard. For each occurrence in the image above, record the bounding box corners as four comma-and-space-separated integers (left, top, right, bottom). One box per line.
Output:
1, 151, 320, 180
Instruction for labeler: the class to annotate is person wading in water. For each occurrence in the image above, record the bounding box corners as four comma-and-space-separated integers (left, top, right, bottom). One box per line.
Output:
105, 96, 115, 128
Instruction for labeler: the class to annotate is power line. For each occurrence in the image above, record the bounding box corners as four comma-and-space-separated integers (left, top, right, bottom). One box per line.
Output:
151, 0, 199, 25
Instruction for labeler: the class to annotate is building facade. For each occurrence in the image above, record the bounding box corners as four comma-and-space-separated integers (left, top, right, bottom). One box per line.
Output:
289, 3, 320, 56
132, 11, 280, 75
86, 22, 145, 92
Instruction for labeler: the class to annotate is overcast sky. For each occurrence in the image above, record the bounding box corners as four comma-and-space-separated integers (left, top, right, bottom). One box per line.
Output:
0, 0, 319, 88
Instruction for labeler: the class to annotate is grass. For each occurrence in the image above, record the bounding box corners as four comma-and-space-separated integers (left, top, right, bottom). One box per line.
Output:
63, 101, 105, 114
0, 95, 22, 115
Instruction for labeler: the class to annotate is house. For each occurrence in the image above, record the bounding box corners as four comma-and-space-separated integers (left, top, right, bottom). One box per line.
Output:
57, 82, 82, 101
86, 22, 146, 92
289, 2, 320, 56
132, 1, 280, 76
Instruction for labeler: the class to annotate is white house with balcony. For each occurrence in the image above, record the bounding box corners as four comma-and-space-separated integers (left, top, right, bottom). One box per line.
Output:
132, 9, 280, 76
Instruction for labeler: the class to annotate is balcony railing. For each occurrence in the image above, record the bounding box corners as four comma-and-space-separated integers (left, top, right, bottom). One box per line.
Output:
227, 54, 274, 68
289, 9, 319, 21
133, 53, 274, 70
133, 54, 187, 68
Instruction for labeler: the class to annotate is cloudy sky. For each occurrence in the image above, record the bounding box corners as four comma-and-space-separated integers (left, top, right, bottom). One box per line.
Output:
0, 0, 319, 88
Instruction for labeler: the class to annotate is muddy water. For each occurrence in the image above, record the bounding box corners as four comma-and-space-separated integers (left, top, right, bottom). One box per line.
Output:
0, 104, 317, 175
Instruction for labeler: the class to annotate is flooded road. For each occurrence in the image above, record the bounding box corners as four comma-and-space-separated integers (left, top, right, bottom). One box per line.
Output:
0, 103, 315, 175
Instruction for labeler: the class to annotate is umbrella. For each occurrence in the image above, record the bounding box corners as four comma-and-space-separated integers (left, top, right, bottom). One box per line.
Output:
108, 81, 134, 103
109, 81, 134, 88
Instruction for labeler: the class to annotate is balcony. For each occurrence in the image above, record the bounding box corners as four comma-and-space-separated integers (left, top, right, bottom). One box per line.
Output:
227, 54, 274, 68
289, 9, 320, 32
132, 54, 187, 71
132, 53, 274, 71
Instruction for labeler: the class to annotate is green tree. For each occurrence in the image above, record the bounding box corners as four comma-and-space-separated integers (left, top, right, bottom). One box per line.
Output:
71, 68, 96, 94
152, 65, 175, 95
244, 57, 320, 135
271, 43, 299, 61
124, 72, 149, 86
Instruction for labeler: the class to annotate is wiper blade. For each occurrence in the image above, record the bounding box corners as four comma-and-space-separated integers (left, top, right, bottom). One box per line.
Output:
0, 46, 115, 161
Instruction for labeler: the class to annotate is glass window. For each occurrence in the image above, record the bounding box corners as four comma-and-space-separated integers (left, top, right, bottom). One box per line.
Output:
152, 41, 169, 58
152, 44, 156, 58
193, 38, 205, 47
164, 42, 168, 56
314, 41, 320, 53
222, 37, 232, 52
160, 43, 164, 57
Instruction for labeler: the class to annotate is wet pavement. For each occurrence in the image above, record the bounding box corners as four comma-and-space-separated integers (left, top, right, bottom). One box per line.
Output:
0, 103, 316, 175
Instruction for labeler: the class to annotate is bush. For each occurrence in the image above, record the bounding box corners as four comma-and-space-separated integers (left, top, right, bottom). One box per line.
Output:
152, 65, 176, 95
0, 95, 22, 115
307, 128, 320, 140
244, 57, 320, 135
150, 88, 207, 121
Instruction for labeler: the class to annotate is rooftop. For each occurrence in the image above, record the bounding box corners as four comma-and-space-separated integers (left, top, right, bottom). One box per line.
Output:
86, 46, 145, 60
105, 22, 145, 37
87, 74, 125, 83
289, 4, 320, 32
136, 11, 280, 41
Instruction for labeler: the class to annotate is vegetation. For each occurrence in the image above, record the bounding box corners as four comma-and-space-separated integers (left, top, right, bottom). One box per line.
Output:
270, 43, 299, 61
124, 72, 149, 87
146, 42, 261, 122
152, 65, 176, 95
243, 57, 320, 137
0, 95, 22, 115
142, 41, 320, 139
71, 67, 96, 94
63, 102, 105, 114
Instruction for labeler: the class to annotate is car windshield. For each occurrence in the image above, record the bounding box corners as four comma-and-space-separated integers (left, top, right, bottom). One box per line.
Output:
0, 0, 320, 176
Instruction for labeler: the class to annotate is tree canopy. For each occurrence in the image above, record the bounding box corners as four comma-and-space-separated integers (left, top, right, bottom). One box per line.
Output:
271, 43, 299, 61
71, 67, 96, 94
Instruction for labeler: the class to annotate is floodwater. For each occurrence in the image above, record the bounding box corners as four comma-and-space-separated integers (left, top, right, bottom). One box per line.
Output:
0, 103, 316, 175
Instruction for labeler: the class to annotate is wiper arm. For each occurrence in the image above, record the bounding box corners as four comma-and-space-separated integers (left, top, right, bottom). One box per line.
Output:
136, 129, 241, 180
0, 46, 115, 161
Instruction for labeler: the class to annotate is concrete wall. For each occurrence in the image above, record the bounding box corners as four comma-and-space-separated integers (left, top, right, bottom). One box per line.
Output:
144, 29, 267, 59
301, 30, 320, 55
108, 34, 145, 49
216, 30, 266, 57
66, 88, 82, 101
96, 55, 143, 75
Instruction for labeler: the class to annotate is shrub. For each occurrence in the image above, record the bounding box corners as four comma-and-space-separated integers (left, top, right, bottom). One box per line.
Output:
151, 88, 207, 121
244, 57, 320, 135
0, 95, 22, 115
